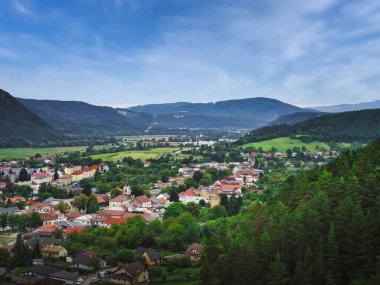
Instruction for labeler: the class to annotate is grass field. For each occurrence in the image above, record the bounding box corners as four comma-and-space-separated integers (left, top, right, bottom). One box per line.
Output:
90, 147, 196, 162
0, 145, 111, 160
243, 137, 330, 152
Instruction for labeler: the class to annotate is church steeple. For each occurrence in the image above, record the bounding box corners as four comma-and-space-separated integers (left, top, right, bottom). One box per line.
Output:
123, 174, 131, 195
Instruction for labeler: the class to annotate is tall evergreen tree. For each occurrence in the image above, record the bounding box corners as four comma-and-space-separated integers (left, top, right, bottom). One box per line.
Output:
267, 253, 289, 285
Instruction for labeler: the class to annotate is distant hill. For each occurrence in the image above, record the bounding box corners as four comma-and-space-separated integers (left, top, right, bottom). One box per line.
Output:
0, 90, 62, 147
128, 98, 315, 129
267, 111, 324, 126
18, 98, 153, 136
312, 100, 380, 112
239, 109, 380, 144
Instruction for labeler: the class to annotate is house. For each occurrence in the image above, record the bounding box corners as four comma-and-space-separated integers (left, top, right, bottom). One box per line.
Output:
41, 245, 68, 259
179, 189, 202, 204
71, 170, 83, 182
39, 213, 58, 226
91, 215, 108, 227
64, 165, 81, 175
111, 261, 149, 284
143, 161, 151, 167
73, 250, 107, 270
29, 202, 53, 213
49, 270, 79, 284
129, 195, 152, 211
109, 194, 132, 208
95, 194, 110, 207
81, 167, 93, 178
73, 215, 93, 226
186, 243, 203, 261
27, 265, 61, 279
59, 174, 73, 186
136, 247, 161, 266
31, 173, 53, 187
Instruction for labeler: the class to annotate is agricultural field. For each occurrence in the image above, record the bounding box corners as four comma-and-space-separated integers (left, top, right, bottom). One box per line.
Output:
90, 147, 198, 162
0, 145, 111, 160
243, 137, 330, 152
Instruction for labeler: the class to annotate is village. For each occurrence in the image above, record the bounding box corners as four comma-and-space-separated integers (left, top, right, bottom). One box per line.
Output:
0, 147, 339, 285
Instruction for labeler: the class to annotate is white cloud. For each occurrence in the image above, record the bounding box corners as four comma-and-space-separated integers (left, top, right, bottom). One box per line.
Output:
1, 0, 380, 107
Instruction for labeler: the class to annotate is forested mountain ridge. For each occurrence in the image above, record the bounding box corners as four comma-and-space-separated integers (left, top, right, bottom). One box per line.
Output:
201, 138, 380, 285
128, 97, 316, 129
18, 98, 153, 136
267, 111, 324, 126
0, 89, 62, 147
239, 109, 380, 144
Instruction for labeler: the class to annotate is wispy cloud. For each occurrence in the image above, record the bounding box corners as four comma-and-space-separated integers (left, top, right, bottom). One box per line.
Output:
0, 0, 379, 107
13, 1, 32, 15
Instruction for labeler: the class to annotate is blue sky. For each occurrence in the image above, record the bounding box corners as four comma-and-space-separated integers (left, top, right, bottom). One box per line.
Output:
0, 0, 380, 107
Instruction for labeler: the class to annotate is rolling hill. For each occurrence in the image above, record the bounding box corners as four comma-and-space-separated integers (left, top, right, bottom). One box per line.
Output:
239, 109, 380, 144
0, 89, 62, 147
18, 98, 153, 136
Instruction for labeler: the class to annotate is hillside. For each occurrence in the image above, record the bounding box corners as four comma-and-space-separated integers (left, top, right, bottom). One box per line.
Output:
18, 98, 153, 136
267, 111, 323, 126
0, 90, 62, 147
312, 99, 380, 112
239, 108, 380, 144
128, 97, 315, 129
201, 139, 380, 284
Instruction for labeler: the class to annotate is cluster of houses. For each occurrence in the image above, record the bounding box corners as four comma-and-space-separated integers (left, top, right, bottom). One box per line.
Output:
0, 157, 270, 284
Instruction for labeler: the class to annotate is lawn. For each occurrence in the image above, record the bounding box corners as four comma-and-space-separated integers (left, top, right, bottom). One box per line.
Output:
0, 145, 111, 160
90, 147, 196, 162
243, 137, 330, 152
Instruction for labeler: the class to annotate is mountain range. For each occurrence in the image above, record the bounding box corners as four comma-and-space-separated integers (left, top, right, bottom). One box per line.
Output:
0, 88, 379, 147
311, 100, 380, 113
18, 97, 316, 135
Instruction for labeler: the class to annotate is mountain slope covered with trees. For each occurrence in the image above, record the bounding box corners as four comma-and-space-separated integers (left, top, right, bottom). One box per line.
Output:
201, 138, 380, 285
0, 89, 62, 147
239, 109, 380, 144
267, 111, 324, 126
18, 98, 153, 136
128, 97, 315, 129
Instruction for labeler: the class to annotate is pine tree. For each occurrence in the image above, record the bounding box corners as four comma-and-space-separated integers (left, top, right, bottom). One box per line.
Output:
53, 169, 59, 181
267, 252, 289, 285
11, 233, 30, 267
325, 223, 340, 283
32, 240, 42, 258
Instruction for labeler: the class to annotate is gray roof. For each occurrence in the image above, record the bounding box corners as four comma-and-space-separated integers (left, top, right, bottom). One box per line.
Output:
50, 270, 79, 281
0, 207, 20, 214
136, 247, 161, 261
28, 265, 61, 276
0, 267, 6, 276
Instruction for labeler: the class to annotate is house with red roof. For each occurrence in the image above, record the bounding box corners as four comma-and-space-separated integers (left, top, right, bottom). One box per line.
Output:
128, 195, 152, 212
179, 188, 202, 204
39, 212, 59, 226
31, 172, 52, 187
109, 194, 132, 208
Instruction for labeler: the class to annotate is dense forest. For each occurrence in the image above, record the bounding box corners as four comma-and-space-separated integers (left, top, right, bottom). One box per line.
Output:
239, 109, 380, 144
201, 138, 380, 284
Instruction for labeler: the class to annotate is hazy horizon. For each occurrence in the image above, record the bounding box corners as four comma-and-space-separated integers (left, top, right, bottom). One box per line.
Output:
1, 0, 380, 107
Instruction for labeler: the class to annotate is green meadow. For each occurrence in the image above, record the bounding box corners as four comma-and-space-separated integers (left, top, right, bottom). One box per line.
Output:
243, 137, 330, 152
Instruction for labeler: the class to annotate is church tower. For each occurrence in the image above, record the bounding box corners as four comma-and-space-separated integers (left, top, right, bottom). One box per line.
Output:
123, 175, 131, 196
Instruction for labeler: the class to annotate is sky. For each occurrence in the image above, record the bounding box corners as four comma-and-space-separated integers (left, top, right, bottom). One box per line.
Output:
0, 0, 380, 107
